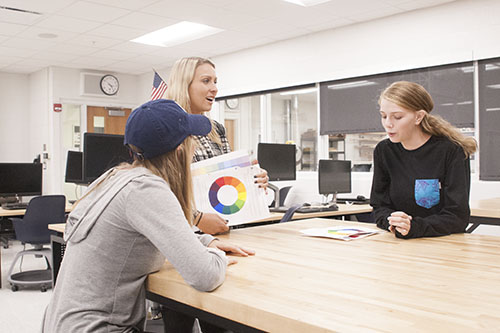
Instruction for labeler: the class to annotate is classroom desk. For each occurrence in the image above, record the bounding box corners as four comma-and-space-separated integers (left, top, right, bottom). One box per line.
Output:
147, 219, 500, 333
146, 218, 500, 332
47, 203, 372, 287
468, 197, 500, 232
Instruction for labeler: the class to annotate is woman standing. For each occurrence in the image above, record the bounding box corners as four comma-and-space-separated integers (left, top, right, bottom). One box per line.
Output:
370, 81, 477, 239
165, 57, 269, 235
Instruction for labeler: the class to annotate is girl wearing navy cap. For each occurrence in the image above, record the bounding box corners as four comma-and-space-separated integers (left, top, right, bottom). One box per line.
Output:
42, 99, 254, 333
165, 57, 269, 236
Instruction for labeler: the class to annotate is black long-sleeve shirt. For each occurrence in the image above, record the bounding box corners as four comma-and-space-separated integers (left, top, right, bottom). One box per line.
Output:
370, 136, 471, 239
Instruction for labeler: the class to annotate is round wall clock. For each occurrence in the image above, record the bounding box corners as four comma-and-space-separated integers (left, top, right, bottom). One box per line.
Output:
100, 74, 119, 96
225, 98, 239, 109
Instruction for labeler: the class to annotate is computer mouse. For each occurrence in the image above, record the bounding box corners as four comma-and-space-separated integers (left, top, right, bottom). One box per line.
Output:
357, 195, 366, 201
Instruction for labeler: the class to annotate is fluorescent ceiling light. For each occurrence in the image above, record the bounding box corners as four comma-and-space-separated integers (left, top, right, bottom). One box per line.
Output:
327, 80, 377, 90
282, 0, 332, 7
487, 84, 500, 89
485, 64, 500, 71
131, 21, 223, 47
280, 87, 317, 96
456, 101, 472, 105
486, 107, 500, 112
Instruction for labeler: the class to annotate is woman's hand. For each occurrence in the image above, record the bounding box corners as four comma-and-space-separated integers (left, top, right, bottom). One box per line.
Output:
387, 211, 412, 236
208, 239, 256, 265
252, 159, 269, 192
197, 213, 229, 235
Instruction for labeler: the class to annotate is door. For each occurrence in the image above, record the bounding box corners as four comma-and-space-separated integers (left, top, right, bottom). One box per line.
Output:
87, 106, 131, 135
224, 119, 235, 151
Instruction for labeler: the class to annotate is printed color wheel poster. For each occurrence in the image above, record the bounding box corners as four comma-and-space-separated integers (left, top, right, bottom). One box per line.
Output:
192, 151, 270, 226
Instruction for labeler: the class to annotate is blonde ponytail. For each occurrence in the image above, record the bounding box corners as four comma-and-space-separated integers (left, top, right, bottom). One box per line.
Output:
420, 113, 477, 157
380, 81, 477, 158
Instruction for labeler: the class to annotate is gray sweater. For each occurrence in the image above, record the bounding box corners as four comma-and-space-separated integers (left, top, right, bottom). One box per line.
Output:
42, 167, 227, 332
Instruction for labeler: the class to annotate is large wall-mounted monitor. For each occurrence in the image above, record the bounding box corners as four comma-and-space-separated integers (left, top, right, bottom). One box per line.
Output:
65, 151, 86, 185
257, 143, 296, 181
0, 163, 43, 198
318, 159, 351, 202
83, 133, 131, 183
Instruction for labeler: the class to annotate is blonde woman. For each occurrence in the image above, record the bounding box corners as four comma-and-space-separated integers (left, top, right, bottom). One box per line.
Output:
370, 81, 477, 239
165, 57, 269, 235
42, 100, 254, 332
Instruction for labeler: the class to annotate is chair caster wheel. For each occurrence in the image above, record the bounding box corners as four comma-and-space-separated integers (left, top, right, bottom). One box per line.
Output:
11, 285, 19, 292
41, 285, 48, 292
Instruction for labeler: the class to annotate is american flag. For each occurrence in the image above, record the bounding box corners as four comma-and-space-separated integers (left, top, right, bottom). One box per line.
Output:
151, 71, 167, 100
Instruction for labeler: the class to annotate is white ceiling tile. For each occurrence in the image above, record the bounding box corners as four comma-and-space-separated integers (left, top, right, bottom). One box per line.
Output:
2, 37, 58, 51
32, 50, 80, 62
89, 49, 138, 61
35, 14, 103, 33
108, 41, 163, 54
348, 6, 403, 22
302, 17, 355, 31
0, 54, 24, 66
50, 42, 100, 56
0, 45, 37, 57
85, 0, 159, 11
66, 34, 123, 49
69, 55, 117, 68
0, 63, 45, 73
57, 1, 131, 23
110, 12, 177, 32
0, 22, 29, 36
0, 35, 10, 44
86, 24, 146, 40
0, 6, 46, 25
0, 0, 76, 14
17, 26, 79, 42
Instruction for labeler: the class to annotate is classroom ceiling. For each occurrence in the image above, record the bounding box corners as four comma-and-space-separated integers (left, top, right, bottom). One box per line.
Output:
0, 0, 456, 75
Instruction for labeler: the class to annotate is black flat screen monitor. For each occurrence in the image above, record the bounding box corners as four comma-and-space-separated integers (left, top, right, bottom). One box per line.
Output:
83, 133, 131, 183
0, 163, 43, 197
65, 151, 86, 184
257, 143, 296, 181
318, 159, 351, 196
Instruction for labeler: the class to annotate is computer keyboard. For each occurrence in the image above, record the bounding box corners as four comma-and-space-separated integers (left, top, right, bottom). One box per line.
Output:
2, 203, 29, 210
296, 204, 339, 213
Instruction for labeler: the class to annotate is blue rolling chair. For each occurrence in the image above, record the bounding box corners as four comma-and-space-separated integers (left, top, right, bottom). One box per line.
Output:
280, 204, 304, 223
7, 195, 66, 292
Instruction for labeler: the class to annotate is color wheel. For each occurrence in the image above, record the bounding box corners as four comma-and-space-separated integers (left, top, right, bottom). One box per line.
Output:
209, 176, 247, 214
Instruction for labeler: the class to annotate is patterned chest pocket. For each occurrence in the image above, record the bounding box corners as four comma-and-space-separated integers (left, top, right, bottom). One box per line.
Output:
415, 179, 440, 209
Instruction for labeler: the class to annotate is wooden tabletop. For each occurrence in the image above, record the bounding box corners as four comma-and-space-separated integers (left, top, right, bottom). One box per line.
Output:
470, 197, 500, 219
147, 218, 500, 332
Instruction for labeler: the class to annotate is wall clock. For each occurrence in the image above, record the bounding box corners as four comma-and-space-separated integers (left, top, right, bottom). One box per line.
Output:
100, 74, 119, 96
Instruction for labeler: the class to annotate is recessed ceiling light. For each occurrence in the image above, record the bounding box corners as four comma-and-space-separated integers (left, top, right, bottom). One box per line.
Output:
282, 0, 332, 7
280, 87, 317, 95
38, 33, 58, 39
131, 21, 223, 47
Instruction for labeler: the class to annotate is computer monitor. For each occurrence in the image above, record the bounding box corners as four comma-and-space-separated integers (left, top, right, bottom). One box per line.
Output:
65, 151, 86, 185
0, 163, 43, 200
257, 143, 296, 181
318, 159, 351, 204
83, 133, 131, 183
257, 143, 296, 211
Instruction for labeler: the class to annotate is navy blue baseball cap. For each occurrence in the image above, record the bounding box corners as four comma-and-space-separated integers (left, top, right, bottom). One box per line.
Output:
124, 99, 211, 159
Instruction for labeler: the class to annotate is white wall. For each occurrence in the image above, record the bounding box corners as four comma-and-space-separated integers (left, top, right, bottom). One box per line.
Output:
213, 0, 500, 97
0, 72, 31, 162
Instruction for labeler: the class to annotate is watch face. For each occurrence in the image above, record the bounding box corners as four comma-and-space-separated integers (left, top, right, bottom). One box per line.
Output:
100, 74, 119, 96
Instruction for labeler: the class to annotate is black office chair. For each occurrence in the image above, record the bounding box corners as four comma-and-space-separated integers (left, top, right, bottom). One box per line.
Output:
7, 195, 66, 292
270, 186, 293, 208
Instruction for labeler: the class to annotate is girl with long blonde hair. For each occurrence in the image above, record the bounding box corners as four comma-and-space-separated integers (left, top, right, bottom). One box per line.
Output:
165, 57, 269, 236
370, 81, 476, 239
